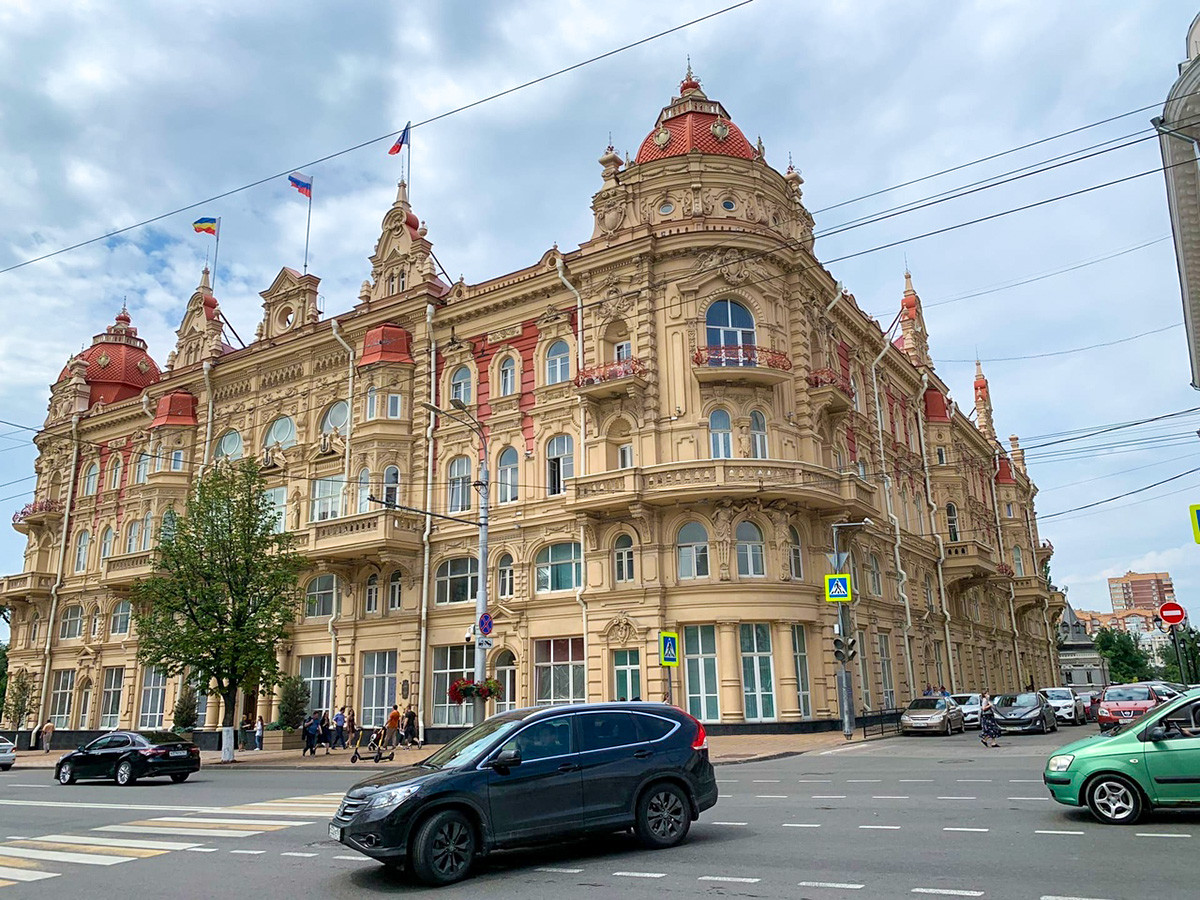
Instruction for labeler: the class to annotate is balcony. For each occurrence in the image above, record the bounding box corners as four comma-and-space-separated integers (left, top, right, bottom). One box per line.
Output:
1034, 540, 1054, 564
11, 499, 63, 535
691, 345, 792, 387
574, 357, 649, 400
309, 510, 422, 560
806, 368, 855, 414
839, 473, 878, 518
942, 540, 998, 587
1, 571, 55, 601
102, 550, 156, 587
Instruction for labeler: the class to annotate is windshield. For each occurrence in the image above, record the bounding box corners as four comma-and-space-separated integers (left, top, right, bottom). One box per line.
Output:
951, 695, 980, 706
995, 693, 1039, 708
1043, 690, 1073, 701
1103, 686, 1151, 702
422, 717, 524, 769
1151, 683, 1182, 698
908, 699, 946, 710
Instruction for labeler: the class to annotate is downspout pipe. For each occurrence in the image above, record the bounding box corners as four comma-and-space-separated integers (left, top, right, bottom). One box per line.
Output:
991, 449, 1023, 691
1025, 504, 1056, 686
870, 320, 915, 702
330, 318, 356, 714
38, 415, 80, 736
199, 361, 215, 475
915, 373, 957, 692
556, 257, 589, 698
418, 300, 437, 744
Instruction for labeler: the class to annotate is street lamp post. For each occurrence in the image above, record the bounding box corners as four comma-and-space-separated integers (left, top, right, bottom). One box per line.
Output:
831, 519, 871, 739
423, 399, 490, 727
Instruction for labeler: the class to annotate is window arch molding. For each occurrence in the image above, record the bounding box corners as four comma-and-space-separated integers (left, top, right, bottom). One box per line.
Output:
320, 400, 350, 436
448, 364, 474, 405
495, 352, 519, 397
544, 338, 572, 385
613, 532, 635, 584
735, 519, 766, 577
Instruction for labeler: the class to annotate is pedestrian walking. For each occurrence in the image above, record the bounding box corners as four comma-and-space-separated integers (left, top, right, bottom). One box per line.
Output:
384, 704, 401, 749
346, 707, 357, 749
39, 719, 55, 753
333, 707, 347, 750
302, 711, 321, 757
254, 715, 264, 751
320, 711, 332, 755
401, 704, 419, 750
979, 692, 1001, 748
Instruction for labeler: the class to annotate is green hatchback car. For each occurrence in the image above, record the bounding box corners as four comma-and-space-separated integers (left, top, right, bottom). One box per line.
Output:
1043, 687, 1200, 824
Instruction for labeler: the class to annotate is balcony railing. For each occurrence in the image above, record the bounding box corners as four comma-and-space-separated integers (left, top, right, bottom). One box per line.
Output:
692, 345, 792, 370
13, 499, 63, 525
574, 357, 647, 387
806, 367, 854, 395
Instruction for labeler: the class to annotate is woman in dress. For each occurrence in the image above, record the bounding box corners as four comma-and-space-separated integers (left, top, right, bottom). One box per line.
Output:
345, 707, 357, 749
979, 691, 1001, 748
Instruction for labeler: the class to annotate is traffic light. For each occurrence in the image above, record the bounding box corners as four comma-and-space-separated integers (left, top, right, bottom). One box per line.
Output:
833, 636, 858, 663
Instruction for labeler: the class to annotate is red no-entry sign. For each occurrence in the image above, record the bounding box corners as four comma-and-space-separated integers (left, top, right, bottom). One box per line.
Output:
1159, 602, 1187, 627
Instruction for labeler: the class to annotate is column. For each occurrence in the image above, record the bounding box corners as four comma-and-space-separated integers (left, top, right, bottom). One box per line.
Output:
772, 621, 801, 722
816, 620, 838, 718
717, 621, 744, 723
204, 684, 221, 729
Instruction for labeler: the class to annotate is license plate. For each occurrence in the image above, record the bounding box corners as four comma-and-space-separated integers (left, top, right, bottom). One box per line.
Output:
329, 824, 341, 841
169, 750, 188, 757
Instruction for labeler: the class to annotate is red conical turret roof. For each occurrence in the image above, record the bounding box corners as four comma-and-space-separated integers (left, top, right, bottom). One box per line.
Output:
58, 307, 160, 406
634, 67, 756, 164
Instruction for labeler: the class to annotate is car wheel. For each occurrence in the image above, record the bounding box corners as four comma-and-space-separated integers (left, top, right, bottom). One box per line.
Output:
57, 762, 76, 785
944, 719, 952, 737
409, 809, 476, 887
1085, 774, 1144, 825
636, 782, 692, 849
0, 764, 11, 771
1051, 717, 1059, 733
1038, 716, 1047, 734
115, 760, 137, 786
170, 773, 190, 783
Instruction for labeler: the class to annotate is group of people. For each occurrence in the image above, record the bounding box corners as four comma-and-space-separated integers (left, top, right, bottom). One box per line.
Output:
300, 704, 419, 756
922, 685, 951, 697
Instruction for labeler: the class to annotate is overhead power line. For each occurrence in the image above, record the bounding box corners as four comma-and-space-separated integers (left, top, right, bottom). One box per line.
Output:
936, 323, 1182, 364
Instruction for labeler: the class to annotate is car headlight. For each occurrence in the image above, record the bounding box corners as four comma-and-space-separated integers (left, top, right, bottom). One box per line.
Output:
1021, 709, 1039, 718
929, 713, 945, 721
1098, 706, 1111, 717
364, 784, 421, 810
1047, 754, 1074, 773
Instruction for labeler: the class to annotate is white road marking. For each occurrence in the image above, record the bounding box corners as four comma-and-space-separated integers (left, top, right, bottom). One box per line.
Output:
812, 795, 847, 799
1007, 797, 1049, 801
0, 865, 59, 883
699, 876, 761, 883
752, 779, 780, 783
873, 795, 910, 800
957, 779, 992, 783
797, 779, 832, 783
281, 852, 318, 857
820, 744, 881, 755
911, 889, 985, 897
711, 821, 748, 826
1135, 832, 1191, 838
230, 849, 266, 855
937, 796, 976, 801
798, 881, 864, 889
846, 779, 882, 783
613, 871, 666, 878
1041, 896, 1116, 900
3, 836, 27, 840
899, 779, 934, 783
186, 848, 219, 853
859, 825, 901, 830
782, 823, 822, 828
96, 825, 263, 838
38, 834, 199, 851
756, 794, 788, 799
719, 794, 733, 798
943, 827, 989, 833
152, 817, 306, 827
0, 846, 134, 866
335, 855, 373, 862
1036, 830, 1084, 836
536, 867, 583, 874
9, 785, 47, 789
0, 799, 223, 813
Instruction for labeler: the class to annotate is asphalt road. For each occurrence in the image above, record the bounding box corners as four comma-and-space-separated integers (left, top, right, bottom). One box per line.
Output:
0, 725, 1194, 899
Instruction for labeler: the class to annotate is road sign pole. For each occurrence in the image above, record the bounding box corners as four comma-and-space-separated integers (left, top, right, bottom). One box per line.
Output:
832, 527, 855, 740
1172, 624, 1189, 683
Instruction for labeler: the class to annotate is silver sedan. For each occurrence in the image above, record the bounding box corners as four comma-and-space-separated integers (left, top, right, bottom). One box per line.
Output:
901, 697, 965, 736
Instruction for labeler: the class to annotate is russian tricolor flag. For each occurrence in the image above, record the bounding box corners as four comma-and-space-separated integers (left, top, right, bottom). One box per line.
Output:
388, 121, 411, 156
288, 172, 313, 198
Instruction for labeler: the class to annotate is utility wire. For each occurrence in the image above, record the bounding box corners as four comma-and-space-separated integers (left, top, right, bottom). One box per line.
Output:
1040, 467, 1200, 520
936, 323, 1181, 364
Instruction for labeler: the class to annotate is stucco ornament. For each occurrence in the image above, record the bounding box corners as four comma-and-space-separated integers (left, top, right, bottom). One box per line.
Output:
594, 187, 627, 236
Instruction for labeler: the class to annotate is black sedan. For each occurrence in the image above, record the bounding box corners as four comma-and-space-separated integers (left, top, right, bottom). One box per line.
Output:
991, 691, 1059, 734
55, 731, 201, 785
331, 702, 718, 886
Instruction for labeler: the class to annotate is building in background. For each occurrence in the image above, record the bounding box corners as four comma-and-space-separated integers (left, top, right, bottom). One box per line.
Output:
0, 71, 1063, 741
1057, 604, 1109, 687
1107, 570, 1176, 611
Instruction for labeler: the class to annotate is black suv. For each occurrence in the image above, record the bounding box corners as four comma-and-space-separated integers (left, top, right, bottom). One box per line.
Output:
330, 702, 718, 886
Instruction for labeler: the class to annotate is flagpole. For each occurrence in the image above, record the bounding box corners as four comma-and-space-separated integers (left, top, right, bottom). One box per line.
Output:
212, 217, 221, 291
406, 134, 411, 197
303, 178, 313, 275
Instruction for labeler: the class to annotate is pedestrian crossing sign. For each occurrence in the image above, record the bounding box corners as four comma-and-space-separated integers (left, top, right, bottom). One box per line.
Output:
660, 631, 679, 667
1191, 504, 1200, 544
825, 574, 852, 603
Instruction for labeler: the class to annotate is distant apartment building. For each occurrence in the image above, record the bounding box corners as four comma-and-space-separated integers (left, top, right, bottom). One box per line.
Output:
1107, 570, 1176, 612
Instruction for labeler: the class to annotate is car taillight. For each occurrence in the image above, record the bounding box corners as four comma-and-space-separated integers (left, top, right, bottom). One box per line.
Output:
138, 747, 166, 757
683, 712, 707, 750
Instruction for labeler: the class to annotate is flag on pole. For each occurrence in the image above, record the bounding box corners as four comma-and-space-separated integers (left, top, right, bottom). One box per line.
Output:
388, 122, 411, 156
288, 172, 313, 197
192, 217, 218, 235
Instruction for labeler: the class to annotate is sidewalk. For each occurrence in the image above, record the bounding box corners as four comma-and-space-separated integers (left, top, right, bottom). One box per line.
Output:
11, 729, 874, 772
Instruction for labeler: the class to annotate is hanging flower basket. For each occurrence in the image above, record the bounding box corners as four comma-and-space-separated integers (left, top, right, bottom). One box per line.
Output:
448, 677, 504, 704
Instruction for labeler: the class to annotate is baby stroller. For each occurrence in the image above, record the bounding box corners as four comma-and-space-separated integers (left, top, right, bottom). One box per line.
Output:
349, 725, 395, 764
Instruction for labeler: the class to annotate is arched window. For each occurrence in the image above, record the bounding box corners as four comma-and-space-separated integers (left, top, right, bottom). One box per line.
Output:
448, 456, 471, 512
450, 366, 472, 404
320, 400, 349, 436
677, 522, 709, 579
495, 649, 518, 712
914, 492, 924, 535
499, 356, 517, 396
535, 542, 582, 592
614, 534, 635, 583
366, 386, 378, 420
161, 509, 177, 542
83, 463, 99, 496
546, 434, 573, 495
435, 557, 478, 604
945, 503, 959, 542
546, 340, 571, 385
264, 416, 296, 449
108, 458, 122, 490
848, 549, 859, 593
1012, 545, 1025, 577
750, 411, 768, 459
90, 606, 101, 639
357, 468, 371, 514
869, 553, 883, 595
383, 466, 400, 507
60, 604, 83, 639
497, 553, 514, 598
850, 375, 861, 412
788, 525, 804, 580
736, 521, 765, 577
134, 452, 150, 484
388, 570, 403, 610
214, 430, 243, 461
924, 574, 936, 610
704, 299, 756, 365
305, 574, 337, 617
498, 447, 519, 503
142, 512, 153, 550
30, 613, 40, 646
125, 519, 142, 554
364, 574, 379, 613
100, 527, 114, 561
709, 409, 733, 459
74, 530, 90, 572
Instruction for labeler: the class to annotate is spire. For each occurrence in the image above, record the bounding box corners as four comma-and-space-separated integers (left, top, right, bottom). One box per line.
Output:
680, 58, 702, 95
395, 179, 410, 209
974, 360, 995, 441
198, 266, 212, 292
898, 270, 932, 368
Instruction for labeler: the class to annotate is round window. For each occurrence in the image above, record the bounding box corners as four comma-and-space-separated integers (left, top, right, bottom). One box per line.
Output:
659, 202, 675, 215
322, 401, 349, 435
265, 417, 296, 448
215, 430, 243, 460
722, 199, 736, 211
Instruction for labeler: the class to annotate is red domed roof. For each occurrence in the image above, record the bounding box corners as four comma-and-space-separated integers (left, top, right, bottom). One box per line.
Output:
58, 308, 161, 407
634, 68, 756, 164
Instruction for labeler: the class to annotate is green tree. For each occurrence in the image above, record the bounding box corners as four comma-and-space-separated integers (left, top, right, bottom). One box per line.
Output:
1155, 627, 1200, 684
172, 683, 198, 731
2, 668, 34, 732
132, 460, 307, 758
1093, 627, 1154, 683
0, 643, 8, 711
276, 675, 310, 730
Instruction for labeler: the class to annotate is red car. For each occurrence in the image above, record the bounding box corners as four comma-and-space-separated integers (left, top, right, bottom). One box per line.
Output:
1096, 683, 1167, 731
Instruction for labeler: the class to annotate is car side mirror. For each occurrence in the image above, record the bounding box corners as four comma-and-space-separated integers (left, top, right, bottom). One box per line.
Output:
1146, 726, 1168, 742
487, 748, 522, 769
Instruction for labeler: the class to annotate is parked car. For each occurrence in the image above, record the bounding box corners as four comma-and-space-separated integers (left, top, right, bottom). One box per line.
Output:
54, 731, 201, 785
0, 736, 15, 770
1096, 683, 1168, 731
331, 702, 717, 886
950, 693, 982, 729
1044, 687, 1200, 824
1040, 687, 1087, 725
900, 697, 965, 735
992, 691, 1058, 734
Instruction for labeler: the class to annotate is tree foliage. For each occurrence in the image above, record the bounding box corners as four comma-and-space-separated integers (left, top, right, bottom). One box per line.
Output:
1093, 627, 1154, 684
132, 460, 307, 728
1155, 626, 1200, 685
172, 683, 198, 731
0, 643, 7, 711
2, 668, 34, 730
276, 675, 310, 730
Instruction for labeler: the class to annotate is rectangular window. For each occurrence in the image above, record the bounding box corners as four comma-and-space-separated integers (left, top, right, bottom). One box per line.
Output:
499, 362, 517, 397
360, 650, 397, 728
547, 452, 573, 496
857, 629, 871, 710
134, 454, 149, 484
498, 561, 514, 598
613, 649, 641, 701
299, 655, 332, 714
433, 645, 476, 727
878, 634, 895, 708
310, 476, 344, 522
60, 606, 83, 639
535, 637, 586, 705
264, 486, 287, 533
614, 544, 634, 584
684, 625, 720, 722
436, 558, 478, 604
791, 624, 812, 718
367, 389, 378, 420
1005, 502, 1014, 518
740, 623, 776, 721
388, 575, 402, 611
677, 542, 709, 580
49, 669, 75, 728
139, 666, 167, 729
100, 667, 124, 729
617, 443, 634, 469
387, 393, 402, 418
365, 579, 379, 613
933, 640, 946, 689
191, 673, 208, 727
170, 449, 184, 471
935, 447, 946, 465
615, 341, 632, 361
536, 543, 582, 593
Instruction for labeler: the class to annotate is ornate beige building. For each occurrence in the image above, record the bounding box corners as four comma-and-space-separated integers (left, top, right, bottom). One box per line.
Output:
2, 71, 1062, 740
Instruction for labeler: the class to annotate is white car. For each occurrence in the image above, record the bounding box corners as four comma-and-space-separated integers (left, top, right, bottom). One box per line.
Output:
0, 736, 15, 770
1039, 687, 1086, 725
950, 693, 982, 728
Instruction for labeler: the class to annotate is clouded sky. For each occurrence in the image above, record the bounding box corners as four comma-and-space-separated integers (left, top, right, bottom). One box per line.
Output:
1, 1, 1197, 641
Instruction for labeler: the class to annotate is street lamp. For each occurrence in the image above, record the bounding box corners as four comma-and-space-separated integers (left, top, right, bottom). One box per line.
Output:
831, 519, 871, 739
421, 400, 490, 727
